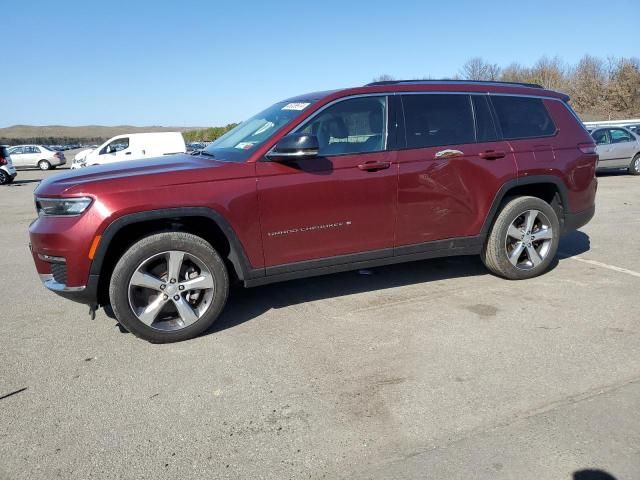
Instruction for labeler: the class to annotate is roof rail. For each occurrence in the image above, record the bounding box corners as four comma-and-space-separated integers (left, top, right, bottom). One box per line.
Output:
365, 79, 544, 89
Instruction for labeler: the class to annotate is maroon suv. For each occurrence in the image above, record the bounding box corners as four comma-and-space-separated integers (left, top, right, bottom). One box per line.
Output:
29, 80, 597, 343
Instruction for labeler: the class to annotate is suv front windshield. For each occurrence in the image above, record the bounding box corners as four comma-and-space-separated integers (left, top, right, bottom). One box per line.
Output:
202, 100, 315, 162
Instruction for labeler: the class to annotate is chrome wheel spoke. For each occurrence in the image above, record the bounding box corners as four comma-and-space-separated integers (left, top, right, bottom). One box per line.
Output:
173, 297, 199, 326
130, 271, 164, 291
180, 273, 214, 292
532, 227, 552, 241
524, 210, 539, 233
507, 224, 523, 240
526, 245, 543, 266
166, 251, 185, 281
128, 250, 215, 332
508, 242, 525, 266
138, 295, 168, 326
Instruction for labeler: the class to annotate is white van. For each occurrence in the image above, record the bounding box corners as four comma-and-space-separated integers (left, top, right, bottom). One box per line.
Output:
72, 132, 186, 169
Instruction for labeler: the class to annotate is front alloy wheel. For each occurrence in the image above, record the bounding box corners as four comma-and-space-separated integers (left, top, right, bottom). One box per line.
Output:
128, 251, 215, 331
109, 232, 229, 343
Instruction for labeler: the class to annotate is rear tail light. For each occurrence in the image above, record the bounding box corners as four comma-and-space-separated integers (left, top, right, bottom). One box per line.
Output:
578, 143, 597, 154
0, 156, 6, 166
54, 152, 62, 158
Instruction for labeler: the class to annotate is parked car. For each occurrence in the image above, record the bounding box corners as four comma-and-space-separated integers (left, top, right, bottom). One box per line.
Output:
186, 142, 206, 153
8, 145, 66, 170
590, 127, 640, 174
0, 146, 17, 184
29, 80, 597, 343
71, 132, 186, 169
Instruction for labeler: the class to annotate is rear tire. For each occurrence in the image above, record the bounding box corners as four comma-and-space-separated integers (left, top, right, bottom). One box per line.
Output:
0, 170, 9, 185
629, 154, 640, 175
481, 196, 560, 280
109, 232, 229, 343
38, 160, 51, 171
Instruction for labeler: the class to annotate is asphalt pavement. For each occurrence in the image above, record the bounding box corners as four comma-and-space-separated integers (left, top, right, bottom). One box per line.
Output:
1, 167, 638, 480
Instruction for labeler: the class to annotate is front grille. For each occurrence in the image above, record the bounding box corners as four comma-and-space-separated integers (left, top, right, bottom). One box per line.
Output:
51, 263, 67, 285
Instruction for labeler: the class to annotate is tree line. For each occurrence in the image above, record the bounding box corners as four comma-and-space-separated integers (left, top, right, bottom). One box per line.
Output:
183, 124, 238, 143
0, 136, 106, 146
377, 55, 640, 121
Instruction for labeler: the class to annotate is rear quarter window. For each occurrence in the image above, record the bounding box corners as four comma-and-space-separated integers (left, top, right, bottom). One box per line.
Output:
491, 96, 556, 140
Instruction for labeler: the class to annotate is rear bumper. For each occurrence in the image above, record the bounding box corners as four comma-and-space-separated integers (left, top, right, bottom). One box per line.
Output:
563, 205, 595, 234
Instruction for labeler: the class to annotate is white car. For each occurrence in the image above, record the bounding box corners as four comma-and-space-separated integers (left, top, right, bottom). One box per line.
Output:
0, 146, 17, 184
8, 145, 66, 170
71, 132, 186, 169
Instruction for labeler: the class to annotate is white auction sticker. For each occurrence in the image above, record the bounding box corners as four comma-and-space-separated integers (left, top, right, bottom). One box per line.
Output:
282, 102, 310, 111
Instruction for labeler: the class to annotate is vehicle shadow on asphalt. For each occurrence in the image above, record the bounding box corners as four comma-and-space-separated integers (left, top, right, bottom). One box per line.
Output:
210, 255, 489, 334
6, 180, 41, 186
208, 231, 591, 335
573, 469, 618, 480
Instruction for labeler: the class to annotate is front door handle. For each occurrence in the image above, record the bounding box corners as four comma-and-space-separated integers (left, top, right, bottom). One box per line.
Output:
479, 150, 506, 160
125, 152, 132, 155
358, 160, 391, 171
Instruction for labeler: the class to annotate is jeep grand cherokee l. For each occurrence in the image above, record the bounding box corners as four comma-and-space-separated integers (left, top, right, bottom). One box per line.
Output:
29, 80, 597, 343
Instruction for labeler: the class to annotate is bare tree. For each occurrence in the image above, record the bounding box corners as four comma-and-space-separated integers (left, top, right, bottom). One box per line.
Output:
372, 74, 395, 83
606, 57, 640, 115
460, 57, 501, 81
568, 55, 608, 116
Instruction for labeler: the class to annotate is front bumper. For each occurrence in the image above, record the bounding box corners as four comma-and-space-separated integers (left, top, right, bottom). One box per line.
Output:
38, 271, 99, 306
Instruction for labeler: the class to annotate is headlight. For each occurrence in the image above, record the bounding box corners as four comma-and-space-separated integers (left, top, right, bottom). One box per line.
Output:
35, 197, 93, 216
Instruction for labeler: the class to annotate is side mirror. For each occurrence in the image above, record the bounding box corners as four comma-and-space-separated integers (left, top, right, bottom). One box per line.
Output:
266, 133, 319, 161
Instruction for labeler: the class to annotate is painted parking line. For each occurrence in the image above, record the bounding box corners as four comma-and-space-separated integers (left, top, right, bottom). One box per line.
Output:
559, 253, 640, 279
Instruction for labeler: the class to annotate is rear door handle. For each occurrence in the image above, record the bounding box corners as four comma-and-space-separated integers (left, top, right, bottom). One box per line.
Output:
434, 149, 464, 159
125, 152, 132, 155
358, 160, 391, 171
479, 150, 506, 160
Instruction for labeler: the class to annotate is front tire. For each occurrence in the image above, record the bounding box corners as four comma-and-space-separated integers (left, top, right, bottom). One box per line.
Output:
629, 154, 640, 175
109, 232, 229, 343
481, 196, 560, 280
38, 160, 51, 171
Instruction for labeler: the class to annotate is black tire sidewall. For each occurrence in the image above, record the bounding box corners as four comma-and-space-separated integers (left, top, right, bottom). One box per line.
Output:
630, 155, 640, 175
485, 197, 560, 280
0, 170, 8, 185
109, 233, 229, 343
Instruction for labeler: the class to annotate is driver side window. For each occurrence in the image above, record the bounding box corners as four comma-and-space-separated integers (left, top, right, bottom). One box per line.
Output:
592, 130, 609, 145
100, 138, 130, 155
300, 96, 387, 156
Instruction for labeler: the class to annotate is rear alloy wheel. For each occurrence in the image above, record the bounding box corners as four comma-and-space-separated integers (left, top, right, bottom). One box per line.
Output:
629, 154, 640, 175
481, 196, 560, 280
0, 170, 9, 185
109, 232, 229, 343
38, 160, 51, 171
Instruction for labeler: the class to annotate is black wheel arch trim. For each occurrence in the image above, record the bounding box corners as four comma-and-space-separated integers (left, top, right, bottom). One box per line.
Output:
480, 175, 572, 237
89, 207, 262, 283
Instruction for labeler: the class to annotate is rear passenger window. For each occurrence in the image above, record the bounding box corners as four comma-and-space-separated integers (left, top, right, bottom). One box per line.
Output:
609, 129, 634, 143
472, 95, 498, 142
401, 94, 474, 148
491, 96, 556, 139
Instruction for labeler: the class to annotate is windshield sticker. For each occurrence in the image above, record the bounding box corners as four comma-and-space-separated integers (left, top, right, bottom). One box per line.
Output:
234, 142, 255, 150
282, 102, 310, 111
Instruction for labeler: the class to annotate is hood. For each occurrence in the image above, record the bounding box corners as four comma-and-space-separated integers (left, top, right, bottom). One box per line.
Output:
74, 148, 95, 161
35, 153, 237, 196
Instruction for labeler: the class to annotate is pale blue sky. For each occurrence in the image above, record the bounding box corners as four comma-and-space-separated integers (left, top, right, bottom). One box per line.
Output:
2, 0, 637, 127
